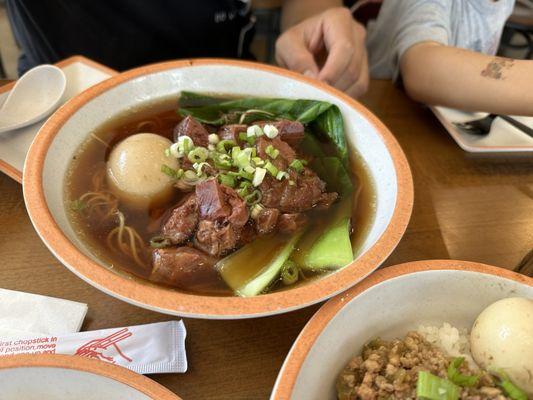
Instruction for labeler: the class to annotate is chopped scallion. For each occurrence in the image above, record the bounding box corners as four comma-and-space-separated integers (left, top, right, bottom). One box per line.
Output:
150, 235, 171, 248
263, 124, 279, 139
447, 358, 479, 387
416, 371, 459, 400
264, 161, 279, 177
492, 370, 528, 400
208, 133, 220, 144
276, 171, 289, 180
244, 189, 262, 205
250, 203, 264, 219
265, 144, 279, 159
289, 159, 305, 173
188, 147, 209, 163
281, 260, 299, 285
161, 164, 183, 179
216, 139, 236, 153
218, 174, 236, 188
252, 167, 267, 187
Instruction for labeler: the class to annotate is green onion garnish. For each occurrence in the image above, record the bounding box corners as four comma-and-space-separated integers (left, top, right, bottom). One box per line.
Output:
289, 159, 305, 173
265, 144, 279, 159
276, 171, 289, 180
492, 370, 527, 400
161, 164, 183, 179
264, 161, 278, 177
447, 357, 479, 387
252, 167, 266, 187
244, 189, 262, 205
216, 139, 236, 153
218, 174, 236, 188
188, 147, 209, 163
416, 371, 459, 400
150, 235, 171, 248
281, 260, 299, 285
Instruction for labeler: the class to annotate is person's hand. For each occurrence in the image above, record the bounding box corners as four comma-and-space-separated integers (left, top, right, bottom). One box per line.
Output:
275, 7, 369, 98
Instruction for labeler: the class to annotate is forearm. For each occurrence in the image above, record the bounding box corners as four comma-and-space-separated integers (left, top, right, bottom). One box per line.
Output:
281, 0, 342, 30
401, 42, 533, 116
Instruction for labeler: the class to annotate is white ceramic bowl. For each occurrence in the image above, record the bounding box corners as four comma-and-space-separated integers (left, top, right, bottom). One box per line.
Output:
0, 354, 179, 399
23, 59, 412, 319
272, 260, 533, 399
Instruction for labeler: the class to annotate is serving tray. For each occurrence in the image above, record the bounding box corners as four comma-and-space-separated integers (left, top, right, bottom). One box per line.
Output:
0, 56, 117, 183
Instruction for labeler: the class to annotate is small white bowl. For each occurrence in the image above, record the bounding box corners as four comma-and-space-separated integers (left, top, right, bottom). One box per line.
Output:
0, 354, 179, 399
23, 59, 413, 319
272, 260, 533, 399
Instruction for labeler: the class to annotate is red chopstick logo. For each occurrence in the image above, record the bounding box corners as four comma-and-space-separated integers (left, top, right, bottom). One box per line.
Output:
75, 328, 133, 363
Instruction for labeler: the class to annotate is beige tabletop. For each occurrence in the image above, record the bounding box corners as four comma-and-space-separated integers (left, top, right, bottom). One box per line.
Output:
0, 79, 532, 399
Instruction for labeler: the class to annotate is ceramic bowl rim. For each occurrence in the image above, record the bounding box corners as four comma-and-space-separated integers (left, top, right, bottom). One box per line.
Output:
270, 259, 533, 399
23, 58, 414, 318
0, 353, 179, 399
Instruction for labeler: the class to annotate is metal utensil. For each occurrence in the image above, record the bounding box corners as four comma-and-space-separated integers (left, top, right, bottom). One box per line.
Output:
453, 114, 533, 138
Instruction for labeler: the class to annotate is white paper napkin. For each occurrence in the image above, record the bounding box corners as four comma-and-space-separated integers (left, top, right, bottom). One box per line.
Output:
0, 288, 88, 337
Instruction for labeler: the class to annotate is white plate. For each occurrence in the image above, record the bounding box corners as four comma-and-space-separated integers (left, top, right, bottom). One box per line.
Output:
0, 354, 179, 399
431, 105, 533, 152
0, 56, 117, 182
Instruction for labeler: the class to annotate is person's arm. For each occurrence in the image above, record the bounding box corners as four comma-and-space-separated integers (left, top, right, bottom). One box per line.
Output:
401, 42, 533, 116
276, 1, 369, 98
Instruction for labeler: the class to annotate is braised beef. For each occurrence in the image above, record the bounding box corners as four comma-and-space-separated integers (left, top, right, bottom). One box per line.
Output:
173, 115, 210, 147
217, 124, 247, 142
256, 136, 296, 170
277, 213, 308, 233
161, 194, 198, 244
193, 178, 249, 256
257, 120, 305, 146
150, 246, 218, 289
255, 207, 280, 234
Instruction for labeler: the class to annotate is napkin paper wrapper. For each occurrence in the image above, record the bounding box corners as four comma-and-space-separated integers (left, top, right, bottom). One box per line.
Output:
0, 320, 187, 374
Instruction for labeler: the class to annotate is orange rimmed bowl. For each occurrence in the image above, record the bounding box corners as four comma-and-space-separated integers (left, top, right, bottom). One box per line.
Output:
23, 59, 413, 319
271, 260, 533, 399
0, 354, 179, 399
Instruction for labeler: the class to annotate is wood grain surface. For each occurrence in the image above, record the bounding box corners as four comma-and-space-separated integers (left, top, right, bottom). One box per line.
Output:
0, 79, 532, 399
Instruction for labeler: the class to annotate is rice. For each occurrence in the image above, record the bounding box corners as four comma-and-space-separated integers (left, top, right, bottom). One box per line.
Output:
417, 322, 477, 368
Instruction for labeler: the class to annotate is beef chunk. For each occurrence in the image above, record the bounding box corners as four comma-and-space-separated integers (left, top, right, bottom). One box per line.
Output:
256, 136, 296, 171
255, 207, 280, 234
161, 194, 198, 244
193, 178, 249, 256
196, 178, 230, 220
277, 213, 308, 233
173, 115, 210, 147
150, 247, 218, 290
194, 220, 239, 257
256, 120, 305, 146
260, 168, 331, 213
217, 124, 247, 142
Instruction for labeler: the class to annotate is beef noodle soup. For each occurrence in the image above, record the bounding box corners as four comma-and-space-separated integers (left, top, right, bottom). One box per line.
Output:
65, 94, 376, 296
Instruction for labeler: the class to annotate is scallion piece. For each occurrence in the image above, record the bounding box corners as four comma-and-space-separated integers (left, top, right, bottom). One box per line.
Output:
208, 133, 219, 144
447, 357, 479, 387
492, 370, 528, 400
289, 159, 305, 173
416, 371, 459, 400
250, 203, 264, 219
239, 131, 247, 141
244, 189, 262, 205
264, 161, 278, 177
276, 171, 289, 180
216, 139, 236, 153
177, 135, 194, 154
263, 124, 279, 139
161, 164, 183, 179
246, 124, 263, 137
150, 235, 171, 249
188, 147, 209, 163
218, 174, 236, 188
281, 260, 299, 285
252, 167, 267, 187
265, 144, 279, 159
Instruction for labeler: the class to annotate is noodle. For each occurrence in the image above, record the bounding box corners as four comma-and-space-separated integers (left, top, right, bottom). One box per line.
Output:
106, 211, 147, 268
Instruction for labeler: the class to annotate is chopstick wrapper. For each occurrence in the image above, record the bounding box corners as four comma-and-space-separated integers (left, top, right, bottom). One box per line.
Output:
0, 321, 187, 374
0, 288, 88, 338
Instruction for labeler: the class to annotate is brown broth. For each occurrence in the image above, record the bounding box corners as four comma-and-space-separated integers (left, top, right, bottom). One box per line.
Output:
65, 97, 376, 296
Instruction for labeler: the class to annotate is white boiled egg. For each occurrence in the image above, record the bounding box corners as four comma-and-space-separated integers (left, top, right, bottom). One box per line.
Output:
470, 297, 533, 396
106, 133, 177, 209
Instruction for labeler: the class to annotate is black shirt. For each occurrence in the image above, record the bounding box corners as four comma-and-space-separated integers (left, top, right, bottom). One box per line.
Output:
6, 0, 255, 74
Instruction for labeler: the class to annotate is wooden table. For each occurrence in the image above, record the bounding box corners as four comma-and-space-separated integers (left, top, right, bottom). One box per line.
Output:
1, 80, 532, 399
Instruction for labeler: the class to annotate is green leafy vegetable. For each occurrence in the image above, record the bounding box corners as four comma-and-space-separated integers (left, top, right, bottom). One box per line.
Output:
216, 232, 302, 297
447, 357, 479, 387
281, 260, 299, 285
416, 371, 460, 400
178, 92, 347, 167
492, 370, 527, 400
